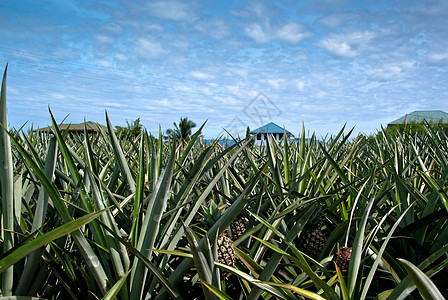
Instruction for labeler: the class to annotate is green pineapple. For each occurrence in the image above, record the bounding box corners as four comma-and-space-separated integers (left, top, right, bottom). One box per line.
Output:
297, 209, 327, 260
298, 227, 327, 259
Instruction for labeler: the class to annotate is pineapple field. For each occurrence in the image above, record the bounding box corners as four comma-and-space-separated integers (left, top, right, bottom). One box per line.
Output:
1, 66, 447, 300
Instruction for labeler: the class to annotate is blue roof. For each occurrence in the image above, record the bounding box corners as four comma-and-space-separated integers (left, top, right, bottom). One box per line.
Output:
389, 110, 448, 125
249, 122, 293, 135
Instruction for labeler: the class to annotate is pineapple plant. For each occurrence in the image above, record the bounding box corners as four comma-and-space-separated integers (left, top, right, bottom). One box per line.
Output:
336, 246, 352, 274
198, 201, 237, 268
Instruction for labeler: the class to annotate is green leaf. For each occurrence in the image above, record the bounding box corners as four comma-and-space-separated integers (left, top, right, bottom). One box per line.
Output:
335, 262, 349, 300
105, 111, 136, 193
347, 195, 376, 298
130, 133, 145, 242
0, 209, 105, 273
200, 280, 233, 300
182, 224, 215, 300
0, 297, 48, 300
101, 269, 131, 300
398, 258, 445, 300
214, 262, 288, 299
0, 63, 14, 295
15, 137, 59, 295
388, 243, 448, 299
260, 281, 327, 300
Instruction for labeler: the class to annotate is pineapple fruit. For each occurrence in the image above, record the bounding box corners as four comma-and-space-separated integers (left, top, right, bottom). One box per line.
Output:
336, 246, 352, 274
298, 227, 327, 260
297, 208, 327, 260
230, 216, 249, 239
217, 233, 236, 267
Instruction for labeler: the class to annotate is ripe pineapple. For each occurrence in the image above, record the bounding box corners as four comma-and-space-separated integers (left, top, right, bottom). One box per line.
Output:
230, 216, 249, 239
217, 233, 236, 267
336, 246, 352, 274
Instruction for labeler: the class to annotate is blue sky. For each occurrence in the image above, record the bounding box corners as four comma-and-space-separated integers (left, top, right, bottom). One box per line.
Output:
1, 0, 447, 138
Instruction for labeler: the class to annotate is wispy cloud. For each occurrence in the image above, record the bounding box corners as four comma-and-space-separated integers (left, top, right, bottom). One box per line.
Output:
144, 1, 197, 22
193, 18, 231, 39
296, 80, 305, 92
427, 51, 448, 64
188, 71, 216, 80
365, 61, 416, 81
317, 12, 360, 28
245, 23, 269, 43
245, 21, 312, 44
131, 38, 167, 59
318, 31, 376, 58
275, 23, 313, 43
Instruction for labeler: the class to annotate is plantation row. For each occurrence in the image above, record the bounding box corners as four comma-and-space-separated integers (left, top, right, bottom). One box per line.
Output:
1, 66, 447, 299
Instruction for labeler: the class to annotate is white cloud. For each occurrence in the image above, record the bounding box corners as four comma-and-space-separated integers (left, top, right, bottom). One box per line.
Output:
104, 102, 126, 108
115, 53, 127, 61
226, 85, 242, 95
245, 22, 311, 44
266, 78, 285, 89
365, 61, 416, 81
188, 71, 216, 80
318, 12, 360, 28
274, 23, 312, 43
315, 91, 328, 99
319, 39, 357, 57
297, 80, 305, 91
132, 38, 166, 58
226, 68, 249, 79
3, 0, 448, 138
428, 51, 448, 63
318, 31, 376, 58
95, 34, 114, 44
94, 59, 113, 68
101, 23, 123, 35
194, 18, 231, 39
245, 23, 269, 43
145, 1, 195, 22
214, 95, 238, 105
154, 98, 170, 106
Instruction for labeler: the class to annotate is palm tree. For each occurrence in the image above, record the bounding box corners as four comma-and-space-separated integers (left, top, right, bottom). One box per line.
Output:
115, 118, 143, 140
166, 117, 196, 141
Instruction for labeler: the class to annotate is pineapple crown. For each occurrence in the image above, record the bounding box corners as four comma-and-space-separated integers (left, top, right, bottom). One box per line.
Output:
303, 205, 327, 229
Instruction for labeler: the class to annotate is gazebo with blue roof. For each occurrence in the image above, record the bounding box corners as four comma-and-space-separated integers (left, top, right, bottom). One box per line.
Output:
249, 122, 294, 145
